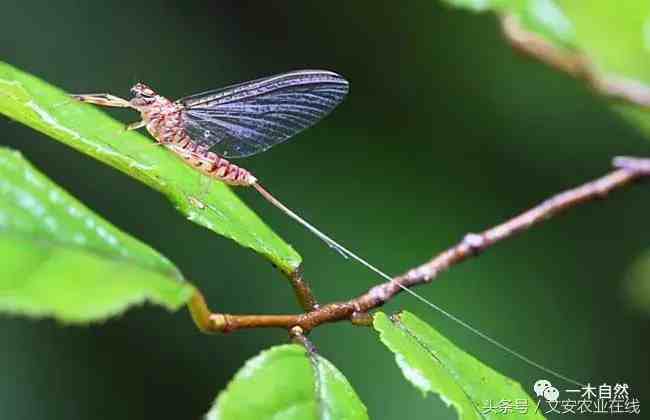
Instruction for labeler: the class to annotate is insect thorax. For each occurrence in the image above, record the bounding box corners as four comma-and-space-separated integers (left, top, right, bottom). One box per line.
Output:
138, 96, 187, 146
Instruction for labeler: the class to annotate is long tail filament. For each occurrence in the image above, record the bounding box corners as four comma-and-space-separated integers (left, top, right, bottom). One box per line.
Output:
252, 182, 584, 387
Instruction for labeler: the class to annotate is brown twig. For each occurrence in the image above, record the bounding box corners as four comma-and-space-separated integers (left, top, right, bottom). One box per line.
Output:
287, 267, 319, 311
500, 14, 650, 108
188, 157, 650, 334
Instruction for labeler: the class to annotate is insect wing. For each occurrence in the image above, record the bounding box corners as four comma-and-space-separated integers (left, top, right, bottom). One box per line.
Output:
180, 70, 349, 158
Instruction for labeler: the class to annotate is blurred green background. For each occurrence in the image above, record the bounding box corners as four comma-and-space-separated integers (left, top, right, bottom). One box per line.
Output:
1, 1, 648, 419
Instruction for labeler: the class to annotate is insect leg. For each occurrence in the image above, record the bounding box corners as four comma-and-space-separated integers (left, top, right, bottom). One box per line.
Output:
70, 93, 132, 108
126, 120, 146, 131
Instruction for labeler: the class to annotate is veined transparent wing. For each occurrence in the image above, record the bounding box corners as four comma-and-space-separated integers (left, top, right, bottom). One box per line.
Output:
179, 70, 349, 158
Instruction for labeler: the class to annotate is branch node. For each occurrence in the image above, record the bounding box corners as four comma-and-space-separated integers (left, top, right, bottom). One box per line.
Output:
209, 314, 228, 332
613, 156, 650, 173
463, 232, 486, 255
289, 326, 319, 354
289, 325, 304, 337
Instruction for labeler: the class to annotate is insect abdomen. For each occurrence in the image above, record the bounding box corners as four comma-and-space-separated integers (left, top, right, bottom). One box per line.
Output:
137, 94, 256, 186
166, 144, 257, 186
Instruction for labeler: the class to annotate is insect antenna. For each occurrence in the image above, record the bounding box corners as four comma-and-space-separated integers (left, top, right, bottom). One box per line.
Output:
253, 182, 584, 387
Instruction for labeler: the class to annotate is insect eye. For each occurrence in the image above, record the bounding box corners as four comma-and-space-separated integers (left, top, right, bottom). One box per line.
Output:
130, 83, 154, 99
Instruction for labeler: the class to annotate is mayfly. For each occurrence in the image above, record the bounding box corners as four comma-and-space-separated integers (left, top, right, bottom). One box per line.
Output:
73, 70, 581, 387
73, 70, 353, 258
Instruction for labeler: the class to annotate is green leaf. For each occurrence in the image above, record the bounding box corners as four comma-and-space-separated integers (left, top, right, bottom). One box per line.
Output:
374, 311, 544, 419
550, 1, 650, 146
0, 61, 301, 274
440, 0, 650, 88
554, 0, 650, 83
0, 148, 194, 322
207, 344, 369, 420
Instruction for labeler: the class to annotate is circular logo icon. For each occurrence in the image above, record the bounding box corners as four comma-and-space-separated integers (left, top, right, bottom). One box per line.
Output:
533, 379, 552, 397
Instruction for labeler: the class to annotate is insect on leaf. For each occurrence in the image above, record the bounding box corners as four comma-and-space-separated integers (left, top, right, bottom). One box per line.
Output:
0, 61, 302, 274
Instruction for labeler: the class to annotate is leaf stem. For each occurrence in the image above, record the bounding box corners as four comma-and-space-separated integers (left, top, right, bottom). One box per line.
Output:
287, 267, 319, 311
